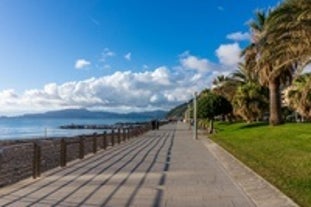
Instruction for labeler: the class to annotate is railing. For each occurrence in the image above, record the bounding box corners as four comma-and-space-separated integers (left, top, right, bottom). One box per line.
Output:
0, 121, 171, 187
31, 125, 150, 179
32, 142, 41, 178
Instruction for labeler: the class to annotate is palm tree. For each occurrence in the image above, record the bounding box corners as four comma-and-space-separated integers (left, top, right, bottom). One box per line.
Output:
263, 0, 311, 73
242, 10, 267, 75
212, 63, 258, 100
212, 75, 229, 99
233, 82, 268, 123
212, 75, 237, 102
212, 75, 227, 87
286, 73, 311, 119
212, 63, 269, 122
259, 0, 311, 125
232, 63, 269, 122
231, 63, 258, 84
243, 10, 287, 125
246, 1, 311, 125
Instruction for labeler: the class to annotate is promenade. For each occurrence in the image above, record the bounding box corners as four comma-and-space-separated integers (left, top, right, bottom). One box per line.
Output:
0, 123, 297, 207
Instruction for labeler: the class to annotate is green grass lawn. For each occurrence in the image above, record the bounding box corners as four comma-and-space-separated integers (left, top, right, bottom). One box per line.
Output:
209, 122, 311, 207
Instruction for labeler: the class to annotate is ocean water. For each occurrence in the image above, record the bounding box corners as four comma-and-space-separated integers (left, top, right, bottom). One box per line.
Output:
0, 117, 149, 140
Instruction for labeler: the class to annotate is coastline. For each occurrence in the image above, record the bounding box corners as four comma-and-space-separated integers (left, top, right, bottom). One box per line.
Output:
0, 120, 152, 147
0, 117, 153, 141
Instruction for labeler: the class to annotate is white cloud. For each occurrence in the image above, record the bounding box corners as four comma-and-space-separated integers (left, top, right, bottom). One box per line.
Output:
75, 59, 91, 69
0, 46, 242, 116
180, 52, 216, 74
151, 66, 171, 85
0, 62, 217, 115
0, 89, 18, 99
226, 32, 250, 41
124, 52, 131, 61
100, 48, 116, 62
215, 43, 242, 67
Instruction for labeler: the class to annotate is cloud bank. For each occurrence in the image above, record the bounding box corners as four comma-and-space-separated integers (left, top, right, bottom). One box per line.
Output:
0, 42, 242, 116
0, 67, 208, 115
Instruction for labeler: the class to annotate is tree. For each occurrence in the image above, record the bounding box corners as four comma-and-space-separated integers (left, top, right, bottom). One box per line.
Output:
212, 63, 256, 103
286, 73, 311, 119
212, 75, 238, 102
242, 10, 286, 125
263, 0, 311, 73
197, 91, 232, 133
233, 82, 268, 123
242, 10, 267, 78
245, 1, 311, 125
231, 63, 258, 84
212, 63, 268, 122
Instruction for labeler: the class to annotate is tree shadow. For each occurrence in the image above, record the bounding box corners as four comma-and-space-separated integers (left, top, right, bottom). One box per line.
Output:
238, 122, 269, 129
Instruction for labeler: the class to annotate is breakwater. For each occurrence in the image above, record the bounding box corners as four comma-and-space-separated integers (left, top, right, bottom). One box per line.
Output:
0, 122, 160, 188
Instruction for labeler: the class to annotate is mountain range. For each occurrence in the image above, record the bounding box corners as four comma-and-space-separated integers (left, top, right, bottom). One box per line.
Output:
0, 109, 168, 120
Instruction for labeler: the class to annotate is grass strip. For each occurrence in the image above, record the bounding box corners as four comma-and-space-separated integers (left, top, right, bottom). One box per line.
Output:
210, 122, 311, 207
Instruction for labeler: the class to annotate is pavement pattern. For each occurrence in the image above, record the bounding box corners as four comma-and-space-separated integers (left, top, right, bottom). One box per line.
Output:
0, 123, 298, 207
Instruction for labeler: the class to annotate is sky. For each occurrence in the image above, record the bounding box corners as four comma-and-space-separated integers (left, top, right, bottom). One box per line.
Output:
0, 0, 282, 116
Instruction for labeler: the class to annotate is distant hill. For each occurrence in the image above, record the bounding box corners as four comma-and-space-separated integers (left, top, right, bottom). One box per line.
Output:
7, 108, 167, 120
166, 101, 192, 119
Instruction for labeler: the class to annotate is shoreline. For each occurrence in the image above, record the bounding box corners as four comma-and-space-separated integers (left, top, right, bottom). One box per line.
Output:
0, 120, 166, 147
0, 117, 156, 141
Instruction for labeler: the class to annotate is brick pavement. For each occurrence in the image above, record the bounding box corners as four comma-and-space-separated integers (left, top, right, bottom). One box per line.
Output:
163, 123, 255, 207
0, 122, 297, 207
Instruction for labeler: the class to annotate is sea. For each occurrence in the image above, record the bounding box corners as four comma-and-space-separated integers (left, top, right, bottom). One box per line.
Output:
0, 117, 150, 140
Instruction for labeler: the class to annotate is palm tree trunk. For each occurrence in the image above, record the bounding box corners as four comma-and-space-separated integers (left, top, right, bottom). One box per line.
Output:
269, 78, 283, 125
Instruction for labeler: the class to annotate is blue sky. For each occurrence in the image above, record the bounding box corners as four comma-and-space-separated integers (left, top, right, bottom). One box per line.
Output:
0, 0, 281, 115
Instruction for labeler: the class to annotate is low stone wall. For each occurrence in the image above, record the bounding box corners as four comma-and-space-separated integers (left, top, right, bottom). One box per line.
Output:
0, 125, 151, 188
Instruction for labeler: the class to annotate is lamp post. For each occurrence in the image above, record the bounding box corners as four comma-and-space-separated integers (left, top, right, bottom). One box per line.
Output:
193, 92, 198, 140
187, 103, 191, 130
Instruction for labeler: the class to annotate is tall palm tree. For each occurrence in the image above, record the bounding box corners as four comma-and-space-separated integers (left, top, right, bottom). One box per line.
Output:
239, 11, 275, 123
243, 10, 288, 125
246, 1, 311, 125
258, 0, 311, 125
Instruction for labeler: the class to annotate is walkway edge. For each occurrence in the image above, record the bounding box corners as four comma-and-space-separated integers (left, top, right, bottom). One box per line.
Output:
200, 135, 299, 207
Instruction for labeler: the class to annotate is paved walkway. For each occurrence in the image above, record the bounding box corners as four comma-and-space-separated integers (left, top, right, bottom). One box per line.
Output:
0, 123, 297, 207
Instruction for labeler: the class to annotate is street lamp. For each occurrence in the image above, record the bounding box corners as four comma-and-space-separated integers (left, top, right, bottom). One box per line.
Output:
193, 92, 198, 140
187, 103, 191, 129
